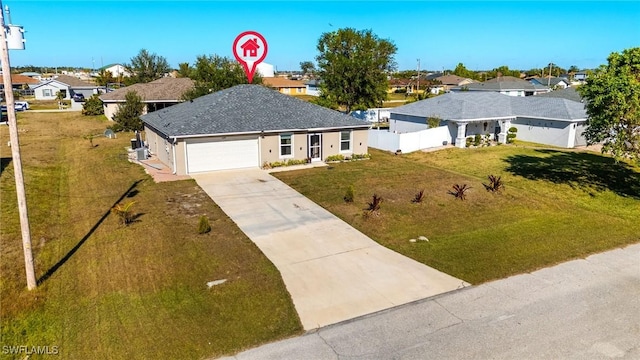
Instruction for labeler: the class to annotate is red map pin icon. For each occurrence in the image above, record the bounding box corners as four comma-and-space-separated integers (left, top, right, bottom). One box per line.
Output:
233, 31, 268, 83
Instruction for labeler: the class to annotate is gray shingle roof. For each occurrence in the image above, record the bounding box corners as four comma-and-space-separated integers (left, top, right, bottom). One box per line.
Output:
390, 92, 586, 122
141, 84, 370, 138
461, 76, 542, 92
536, 87, 583, 103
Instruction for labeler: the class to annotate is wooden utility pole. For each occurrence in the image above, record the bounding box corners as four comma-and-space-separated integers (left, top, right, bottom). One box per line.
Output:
0, 2, 36, 290
416, 59, 420, 97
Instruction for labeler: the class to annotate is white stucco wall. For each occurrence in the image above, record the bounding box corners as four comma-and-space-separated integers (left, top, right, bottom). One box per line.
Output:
511, 117, 575, 148
369, 126, 451, 153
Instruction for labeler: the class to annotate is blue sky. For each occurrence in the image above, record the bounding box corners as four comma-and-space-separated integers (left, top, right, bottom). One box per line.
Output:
6, 1, 640, 72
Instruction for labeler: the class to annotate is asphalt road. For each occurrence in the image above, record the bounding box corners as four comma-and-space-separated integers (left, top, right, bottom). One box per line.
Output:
219, 243, 640, 360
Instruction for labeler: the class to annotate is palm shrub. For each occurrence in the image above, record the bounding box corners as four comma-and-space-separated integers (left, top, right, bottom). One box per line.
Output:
448, 184, 471, 200
111, 201, 136, 225
198, 215, 211, 234
343, 184, 355, 203
483, 175, 504, 193
367, 194, 383, 213
411, 189, 425, 203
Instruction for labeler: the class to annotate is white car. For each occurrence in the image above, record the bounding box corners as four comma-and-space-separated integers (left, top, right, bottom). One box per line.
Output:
1, 101, 29, 111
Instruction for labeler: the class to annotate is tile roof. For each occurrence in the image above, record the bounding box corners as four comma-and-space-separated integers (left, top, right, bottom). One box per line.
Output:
100, 77, 195, 102
141, 84, 370, 138
390, 92, 586, 122
262, 77, 306, 88
0, 74, 39, 84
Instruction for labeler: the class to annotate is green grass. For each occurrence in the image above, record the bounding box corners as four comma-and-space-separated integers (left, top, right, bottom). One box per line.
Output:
25, 100, 71, 110
274, 147, 640, 284
0, 112, 301, 359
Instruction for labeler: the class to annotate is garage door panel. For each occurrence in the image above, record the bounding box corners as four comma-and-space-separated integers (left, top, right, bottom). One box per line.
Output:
187, 138, 259, 173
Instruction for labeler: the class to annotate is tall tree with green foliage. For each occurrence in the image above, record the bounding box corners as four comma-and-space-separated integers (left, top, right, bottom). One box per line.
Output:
315, 28, 397, 113
113, 91, 145, 131
82, 94, 104, 116
182, 54, 262, 100
177, 62, 192, 78
125, 49, 170, 84
95, 69, 115, 86
579, 47, 640, 162
299, 61, 315, 76
452, 63, 480, 80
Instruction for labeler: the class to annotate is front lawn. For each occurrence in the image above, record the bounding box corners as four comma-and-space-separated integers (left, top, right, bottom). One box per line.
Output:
274, 147, 640, 284
0, 112, 301, 359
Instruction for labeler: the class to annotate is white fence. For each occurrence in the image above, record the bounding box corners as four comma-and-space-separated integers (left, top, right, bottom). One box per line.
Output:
368, 126, 452, 153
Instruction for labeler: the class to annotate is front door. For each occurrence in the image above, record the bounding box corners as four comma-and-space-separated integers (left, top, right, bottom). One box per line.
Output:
308, 134, 322, 162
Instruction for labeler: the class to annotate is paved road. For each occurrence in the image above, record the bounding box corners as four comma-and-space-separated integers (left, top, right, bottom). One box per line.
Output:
192, 169, 468, 330
219, 243, 640, 359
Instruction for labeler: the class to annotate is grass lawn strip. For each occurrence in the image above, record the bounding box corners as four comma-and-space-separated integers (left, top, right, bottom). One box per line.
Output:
0, 112, 301, 359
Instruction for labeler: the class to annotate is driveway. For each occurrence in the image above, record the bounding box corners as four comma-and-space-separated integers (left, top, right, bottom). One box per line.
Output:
220, 243, 640, 359
192, 169, 468, 330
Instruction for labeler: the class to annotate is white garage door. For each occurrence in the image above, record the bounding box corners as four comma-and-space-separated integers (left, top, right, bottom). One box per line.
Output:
186, 137, 259, 173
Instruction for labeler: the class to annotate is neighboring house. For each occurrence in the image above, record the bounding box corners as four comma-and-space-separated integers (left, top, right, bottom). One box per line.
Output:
529, 77, 571, 89
31, 74, 101, 100
0, 74, 39, 91
262, 77, 307, 95
19, 72, 42, 81
387, 92, 587, 149
536, 87, 583, 103
99, 77, 195, 121
98, 64, 131, 78
455, 76, 549, 96
435, 74, 475, 91
305, 79, 322, 96
351, 108, 391, 122
141, 84, 370, 174
574, 71, 588, 82
388, 78, 415, 93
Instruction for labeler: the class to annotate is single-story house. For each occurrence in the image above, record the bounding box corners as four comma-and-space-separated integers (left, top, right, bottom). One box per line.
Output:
305, 79, 322, 96
31, 74, 101, 100
574, 71, 588, 81
454, 76, 549, 96
529, 76, 571, 89
262, 77, 307, 95
141, 84, 370, 174
434, 74, 476, 91
98, 63, 131, 78
536, 87, 583, 103
0, 73, 39, 92
387, 92, 587, 149
99, 77, 195, 120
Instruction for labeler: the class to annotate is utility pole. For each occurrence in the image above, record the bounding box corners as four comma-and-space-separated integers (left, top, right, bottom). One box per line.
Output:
547, 63, 553, 87
0, 1, 36, 290
416, 58, 420, 97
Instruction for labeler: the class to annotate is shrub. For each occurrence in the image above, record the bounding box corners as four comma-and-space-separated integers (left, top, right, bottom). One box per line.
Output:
113, 90, 144, 131
466, 137, 473, 147
508, 127, 518, 133
82, 94, 105, 116
473, 134, 482, 147
483, 175, 504, 193
325, 154, 345, 162
507, 127, 517, 144
427, 117, 441, 128
351, 153, 371, 160
412, 189, 425, 203
198, 215, 211, 234
111, 201, 136, 225
394, 88, 407, 94
367, 194, 383, 213
448, 184, 471, 200
344, 184, 355, 203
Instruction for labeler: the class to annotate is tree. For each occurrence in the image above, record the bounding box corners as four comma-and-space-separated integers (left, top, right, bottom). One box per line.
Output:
112, 91, 144, 131
315, 28, 397, 113
452, 63, 480, 80
55, 90, 65, 109
95, 69, 115, 86
578, 47, 640, 161
299, 61, 315, 76
125, 49, 170, 84
82, 94, 104, 116
182, 54, 262, 100
177, 62, 192, 78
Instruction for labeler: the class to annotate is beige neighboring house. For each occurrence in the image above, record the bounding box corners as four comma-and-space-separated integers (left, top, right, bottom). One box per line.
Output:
435, 74, 476, 91
141, 85, 370, 174
262, 77, 307, 95
99, 77, 195, 121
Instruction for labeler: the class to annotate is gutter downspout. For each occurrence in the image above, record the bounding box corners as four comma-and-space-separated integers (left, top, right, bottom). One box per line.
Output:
171, 137, 178, 174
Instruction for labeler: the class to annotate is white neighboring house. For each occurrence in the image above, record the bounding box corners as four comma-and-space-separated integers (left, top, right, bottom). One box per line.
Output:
305, 79, 322, 96
99, 64, 131, 78
454, 76, 550, 97
372, 92, 587, 153
31, 75, 102, 105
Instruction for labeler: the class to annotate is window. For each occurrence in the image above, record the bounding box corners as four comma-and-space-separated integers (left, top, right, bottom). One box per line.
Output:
296, 88, 303, 93
280, 134, 293, 157
340, 130, 351, 152
43, 89, 52, 97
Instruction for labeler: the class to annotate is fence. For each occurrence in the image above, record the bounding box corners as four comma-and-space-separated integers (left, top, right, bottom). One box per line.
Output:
368, 126, 452, 153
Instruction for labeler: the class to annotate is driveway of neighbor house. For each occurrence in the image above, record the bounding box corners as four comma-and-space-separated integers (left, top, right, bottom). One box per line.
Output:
192, 169, 469, 330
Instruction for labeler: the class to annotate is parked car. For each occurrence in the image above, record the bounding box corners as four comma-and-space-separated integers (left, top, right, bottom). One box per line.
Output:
1, 101, 29, 111
73, 93, 85, 102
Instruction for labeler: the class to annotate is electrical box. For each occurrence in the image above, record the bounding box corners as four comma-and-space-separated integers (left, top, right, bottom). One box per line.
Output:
6, 25, 25, 50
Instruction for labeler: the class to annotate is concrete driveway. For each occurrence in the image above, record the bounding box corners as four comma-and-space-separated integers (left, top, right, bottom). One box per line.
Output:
220, 243, 640, 359
192, 169, 468, 330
